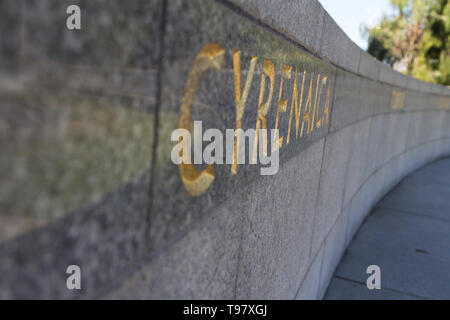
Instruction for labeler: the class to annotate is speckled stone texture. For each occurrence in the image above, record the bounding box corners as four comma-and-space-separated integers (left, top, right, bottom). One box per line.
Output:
0, 0, 163, 298
150, 0, 335, 257
0, 0, 449, 300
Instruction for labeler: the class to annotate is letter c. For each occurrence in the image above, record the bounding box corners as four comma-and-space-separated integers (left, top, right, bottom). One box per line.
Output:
178, 43, 224, 196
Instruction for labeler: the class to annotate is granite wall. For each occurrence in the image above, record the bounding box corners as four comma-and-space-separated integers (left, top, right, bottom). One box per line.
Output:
0, 0, 449, 299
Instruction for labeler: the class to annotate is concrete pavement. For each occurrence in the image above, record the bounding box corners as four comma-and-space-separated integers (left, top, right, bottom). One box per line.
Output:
325, 157, 450, 299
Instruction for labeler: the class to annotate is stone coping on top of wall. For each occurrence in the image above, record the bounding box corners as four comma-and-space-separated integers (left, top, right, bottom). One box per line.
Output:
228, 0, 450, 95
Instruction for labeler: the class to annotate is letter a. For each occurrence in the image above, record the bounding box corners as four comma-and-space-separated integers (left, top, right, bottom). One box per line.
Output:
66, 5, 81, 30
366, 265, 381, 290
66, 265, 81, 290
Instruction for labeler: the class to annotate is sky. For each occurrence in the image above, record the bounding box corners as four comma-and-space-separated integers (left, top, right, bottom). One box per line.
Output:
318, 0, 394, 50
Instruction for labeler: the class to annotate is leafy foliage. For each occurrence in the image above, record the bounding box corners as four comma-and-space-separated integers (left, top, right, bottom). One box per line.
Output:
363, 0, 449, 85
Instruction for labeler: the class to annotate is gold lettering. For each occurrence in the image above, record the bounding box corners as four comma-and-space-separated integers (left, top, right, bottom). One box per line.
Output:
274, 64, 292, 148
314, 75, 328, 129
287, 69, 306, 144
253, 59, 275, 162
391, 90, 405, 109
439, 97, 450, 110
231, 50, 257, 175
311, 73, 321, 131
300, 74, 313, 137
178, 43, 224, 196
323, 81, 331, 125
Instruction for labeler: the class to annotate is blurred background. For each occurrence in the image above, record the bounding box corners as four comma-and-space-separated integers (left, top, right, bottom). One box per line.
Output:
319, 0, 449, 85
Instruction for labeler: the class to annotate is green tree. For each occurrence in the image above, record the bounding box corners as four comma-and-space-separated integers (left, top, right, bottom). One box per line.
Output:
363, 0, 449, 85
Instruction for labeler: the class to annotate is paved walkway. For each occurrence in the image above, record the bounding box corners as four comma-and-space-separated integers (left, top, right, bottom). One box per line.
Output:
325, 157, 450, 299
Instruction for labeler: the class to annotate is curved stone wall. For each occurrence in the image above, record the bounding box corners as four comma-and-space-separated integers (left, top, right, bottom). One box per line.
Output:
0, 0, 449, 299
